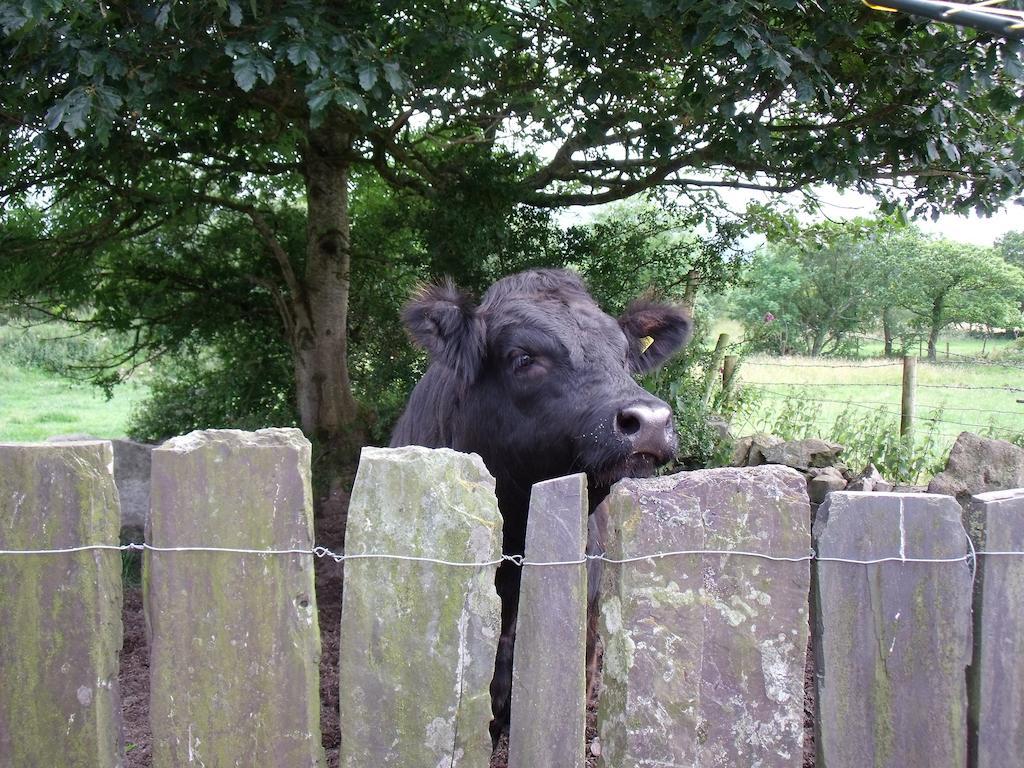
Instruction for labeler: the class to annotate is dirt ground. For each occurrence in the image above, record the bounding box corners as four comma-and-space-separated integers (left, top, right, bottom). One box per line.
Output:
117, 487, 816, 766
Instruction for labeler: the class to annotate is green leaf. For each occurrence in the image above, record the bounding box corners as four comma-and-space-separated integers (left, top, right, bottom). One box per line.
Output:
44, 100, 67, 132
95, 85, 123, 114
773, 53, 791, 79
0, 7, 31, 34
303, 48, 321, 73
734, 38, 751, 60
232, 58, 258, 92
78, 50, 95, 76
795, 78, 815, 103
307, 89, 332, 112
358, 64, 378, 91
288, 43, 322, 73
224, 40, 250, 57
383, 62, 406, 93
228, 1, 242, 27
61, 89, 92, 136
253, 57, 275, 85
941, 140, 960, 164
336, 88, 367, 113
154, 2, 171, 31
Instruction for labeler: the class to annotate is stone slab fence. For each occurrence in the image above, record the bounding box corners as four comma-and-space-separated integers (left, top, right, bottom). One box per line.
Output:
1, 432, 1023, 767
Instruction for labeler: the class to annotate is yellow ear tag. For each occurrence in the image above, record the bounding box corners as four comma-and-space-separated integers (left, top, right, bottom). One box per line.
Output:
639, 335, 655, 354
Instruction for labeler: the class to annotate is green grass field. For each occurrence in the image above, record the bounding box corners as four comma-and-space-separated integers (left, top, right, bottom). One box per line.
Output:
0, 362, 147, 443
854, 334, 1015, 360
732, 355, 1023, 444
1, 319, 1021, 466
702, 322, 1024, 481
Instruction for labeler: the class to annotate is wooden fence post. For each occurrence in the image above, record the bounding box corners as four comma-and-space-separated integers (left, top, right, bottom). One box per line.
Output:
0, 441, 124, 767
700, 333, 730, 407
146, 429, 323, 768
965, 489, 1024, 768
900, 355, 916, 437
338, 446, 502, 768
813, 491, 972, 768
721, 354, 740, 402
597, 466, 811, 766
508, 474, 588, 768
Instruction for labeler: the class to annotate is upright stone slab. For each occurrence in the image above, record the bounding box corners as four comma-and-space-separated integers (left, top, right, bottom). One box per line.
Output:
146, 429, 323, 768
0, 442, 124, 767
338, 446, 502, 768
508, 474, 588, 768
813, 492, 972, 768
597, 466, 811, 767
966, 489, 1024, 768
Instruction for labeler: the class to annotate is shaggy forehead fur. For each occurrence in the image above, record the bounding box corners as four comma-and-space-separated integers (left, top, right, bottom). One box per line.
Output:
477, 269, 626, 365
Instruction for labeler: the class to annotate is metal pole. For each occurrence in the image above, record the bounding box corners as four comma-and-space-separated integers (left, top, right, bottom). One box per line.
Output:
864, 0, 1024, 38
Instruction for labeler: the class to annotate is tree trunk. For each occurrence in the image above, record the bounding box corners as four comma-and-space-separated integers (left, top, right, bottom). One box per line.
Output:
810, 327, 828, 357
927, 297, 944, 362
681, 269, 700, 314
293, 124, 363, 469
882, 306, 894, 357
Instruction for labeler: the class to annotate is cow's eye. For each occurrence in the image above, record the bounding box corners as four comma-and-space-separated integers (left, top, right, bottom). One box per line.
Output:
511, 352, 534, 373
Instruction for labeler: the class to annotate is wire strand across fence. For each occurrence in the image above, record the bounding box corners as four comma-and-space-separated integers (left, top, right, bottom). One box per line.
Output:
0, 541, 1019, 569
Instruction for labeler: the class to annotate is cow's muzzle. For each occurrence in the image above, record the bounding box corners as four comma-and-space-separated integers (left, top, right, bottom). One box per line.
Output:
614, 402, 676, 463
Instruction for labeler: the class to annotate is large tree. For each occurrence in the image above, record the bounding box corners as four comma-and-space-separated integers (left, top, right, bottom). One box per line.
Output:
996, 230, 1024, 270
734, 218, 891, 356
734, 215, 927, 356
894, 239, 1024, 359
2, 0, 1022, 465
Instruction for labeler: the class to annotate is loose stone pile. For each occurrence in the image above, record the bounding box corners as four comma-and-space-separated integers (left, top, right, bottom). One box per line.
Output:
729, 435, 892, 508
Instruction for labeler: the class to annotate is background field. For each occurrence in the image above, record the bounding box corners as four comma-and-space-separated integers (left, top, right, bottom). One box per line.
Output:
734, 355, 1022, 441
1, 322, 1021, 473
0, 362, 148, 442
0, 321, 148, 442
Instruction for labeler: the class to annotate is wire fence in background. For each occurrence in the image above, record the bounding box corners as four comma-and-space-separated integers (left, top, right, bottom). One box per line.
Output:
705, 334, 1024, 450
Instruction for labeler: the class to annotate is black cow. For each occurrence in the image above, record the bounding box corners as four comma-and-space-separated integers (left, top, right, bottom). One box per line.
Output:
389, 268, 690, 745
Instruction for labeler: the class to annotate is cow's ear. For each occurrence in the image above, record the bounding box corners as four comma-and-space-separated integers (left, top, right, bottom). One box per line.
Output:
402, 280, 486, 384
619, 300, 692, 374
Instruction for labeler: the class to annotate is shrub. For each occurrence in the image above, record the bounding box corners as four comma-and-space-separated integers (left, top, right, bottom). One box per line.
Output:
127, 327, 297, 443
643, 320, 754, 470
758, 390, 949, 484
0, 317, 128, 377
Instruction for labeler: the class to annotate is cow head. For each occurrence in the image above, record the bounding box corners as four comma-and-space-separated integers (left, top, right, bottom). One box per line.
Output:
399, 269, 691, 524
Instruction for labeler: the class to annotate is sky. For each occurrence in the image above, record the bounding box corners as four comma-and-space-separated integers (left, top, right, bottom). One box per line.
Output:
563, 185, 1020, 249
808, 188, 1021, 246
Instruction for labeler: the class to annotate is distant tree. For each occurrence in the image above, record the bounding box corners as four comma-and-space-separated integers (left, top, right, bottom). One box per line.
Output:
858, 222, 925, 356
994, 230, 1024, 315
895, 239, 1024, 360
2, 0, 1022, 472
734, 217, 910, 356
996, 231, 1024, 270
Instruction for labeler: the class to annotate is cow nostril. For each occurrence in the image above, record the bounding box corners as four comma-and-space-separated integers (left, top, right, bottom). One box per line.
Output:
616, 410, 643, 437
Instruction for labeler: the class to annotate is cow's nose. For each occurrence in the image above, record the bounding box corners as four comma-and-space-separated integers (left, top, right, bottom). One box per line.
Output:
615, 403, 674, 457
